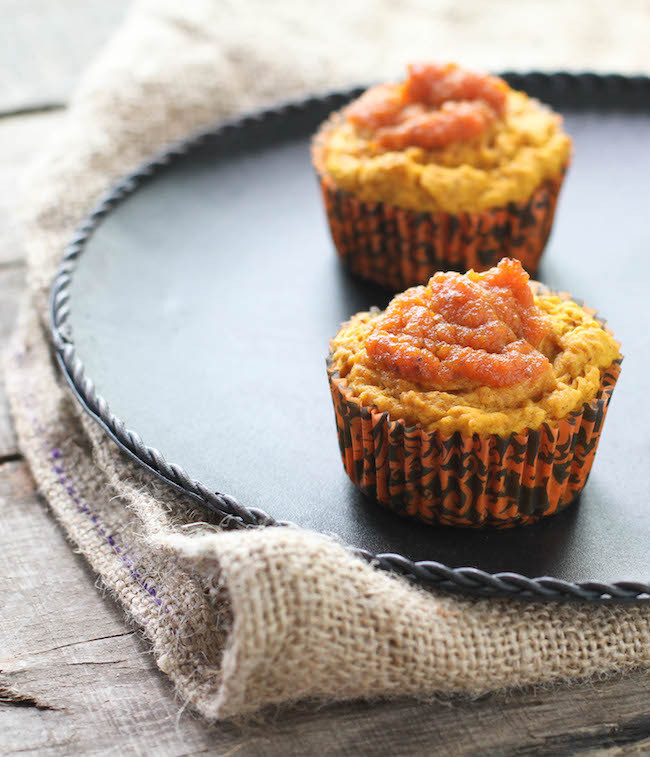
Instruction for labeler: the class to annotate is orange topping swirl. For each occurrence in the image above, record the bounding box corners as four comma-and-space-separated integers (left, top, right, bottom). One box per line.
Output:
365, 259, 554, 390
345, 62, 509, 150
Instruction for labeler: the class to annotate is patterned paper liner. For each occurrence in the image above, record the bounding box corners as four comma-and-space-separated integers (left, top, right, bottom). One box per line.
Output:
326, 295, 622, 528
313, 127, 566, 290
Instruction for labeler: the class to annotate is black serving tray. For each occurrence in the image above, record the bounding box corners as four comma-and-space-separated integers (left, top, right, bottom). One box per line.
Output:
51, 73, 650, 601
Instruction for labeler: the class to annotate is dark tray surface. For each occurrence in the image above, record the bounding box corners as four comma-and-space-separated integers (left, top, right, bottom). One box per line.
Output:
53, 75, 650, 600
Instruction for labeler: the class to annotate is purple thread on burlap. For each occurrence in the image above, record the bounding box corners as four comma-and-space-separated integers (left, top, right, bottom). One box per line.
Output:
50, 446, 166, 610
13, 348, 169, 613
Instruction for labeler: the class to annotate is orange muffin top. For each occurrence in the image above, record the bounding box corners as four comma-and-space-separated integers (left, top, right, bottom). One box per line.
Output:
365, 258, 554, 392
316, 62, 572, 214
329, 258, 620, 435
345, 63, 509, 150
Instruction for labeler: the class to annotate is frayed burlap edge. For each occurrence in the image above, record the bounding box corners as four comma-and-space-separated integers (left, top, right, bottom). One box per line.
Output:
4, 0, 650, 721
6, 304, 650, 719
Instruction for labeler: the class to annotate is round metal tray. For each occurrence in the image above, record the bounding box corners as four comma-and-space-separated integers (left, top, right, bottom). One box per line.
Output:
51, 73, 650, 601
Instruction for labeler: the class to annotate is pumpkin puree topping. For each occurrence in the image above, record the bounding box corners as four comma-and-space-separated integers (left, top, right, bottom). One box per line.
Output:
330, 257, 621, 436
345, 62, 508, 150
365, 258, 554, 391
317, 62, 572, 215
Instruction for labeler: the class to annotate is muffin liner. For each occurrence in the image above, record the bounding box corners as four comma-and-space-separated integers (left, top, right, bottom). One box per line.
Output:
326, 296, 621, 528
313, 131, 566, 290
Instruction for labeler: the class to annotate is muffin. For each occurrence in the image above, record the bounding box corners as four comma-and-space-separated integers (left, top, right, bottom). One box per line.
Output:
327, 258, 621, 528
313, 62, 572, 290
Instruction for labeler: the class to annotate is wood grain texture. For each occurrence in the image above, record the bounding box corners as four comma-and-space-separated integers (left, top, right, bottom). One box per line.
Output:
0, 110, 65, 458
1, 108, 650, 757
1, 456, 649, 757
0, 264, 23, 460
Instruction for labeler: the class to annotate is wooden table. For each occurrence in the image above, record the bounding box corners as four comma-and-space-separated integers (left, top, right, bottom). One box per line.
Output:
2, 4, 650, 754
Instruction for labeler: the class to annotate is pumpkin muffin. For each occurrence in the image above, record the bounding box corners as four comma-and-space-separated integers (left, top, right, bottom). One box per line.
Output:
313, 63, 571, 290
327, 258, 621, 528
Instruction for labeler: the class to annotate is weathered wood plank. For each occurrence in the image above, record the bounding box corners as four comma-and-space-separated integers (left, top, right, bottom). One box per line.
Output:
596, 737, 650, 756
0, 264, 24, 460
1, 87, 649, 757
0, 109, 67, 458
1, 461, 650, 756
0, 461, 220, 756
0, 0, 129, 114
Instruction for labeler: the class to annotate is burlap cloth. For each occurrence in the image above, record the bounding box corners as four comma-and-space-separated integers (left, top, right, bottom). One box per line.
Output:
5, 0, 650, 721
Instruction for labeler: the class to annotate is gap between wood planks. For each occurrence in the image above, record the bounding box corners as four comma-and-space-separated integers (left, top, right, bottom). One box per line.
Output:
0, 103, 65, 119
0, 452, 22, 465
1, 106, 649, 757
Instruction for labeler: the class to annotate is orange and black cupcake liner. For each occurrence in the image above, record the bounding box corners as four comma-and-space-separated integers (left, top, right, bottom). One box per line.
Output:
313, 132, 566, 290
326, 296, 621, 529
